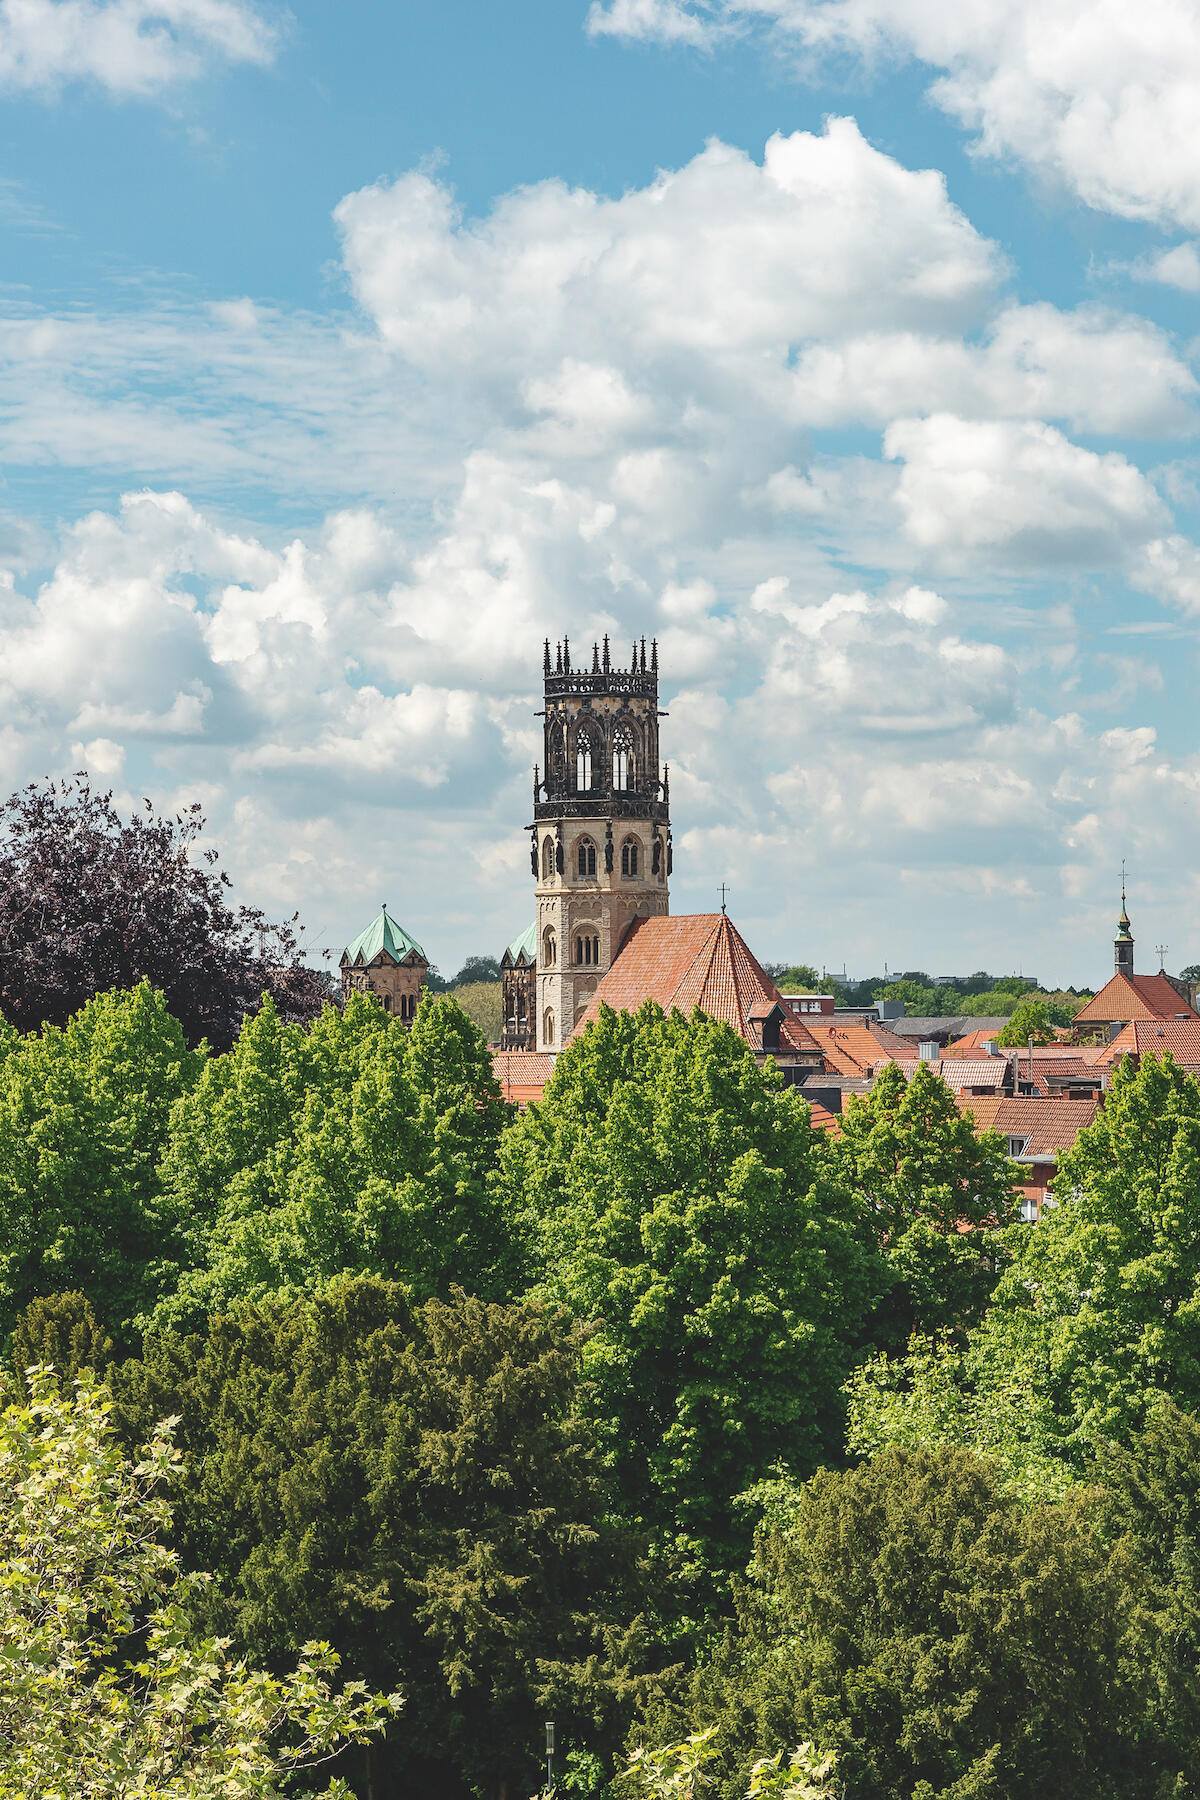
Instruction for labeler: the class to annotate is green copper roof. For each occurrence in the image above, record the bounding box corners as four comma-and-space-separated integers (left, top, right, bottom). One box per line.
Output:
505, 921, 537, 963
343, 905, 427, 966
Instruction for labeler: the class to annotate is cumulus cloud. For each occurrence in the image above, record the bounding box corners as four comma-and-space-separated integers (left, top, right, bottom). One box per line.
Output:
334, 118, 1003, 377
586, 0, 1200, 232
0, 0, 279, 96
884, 415, 1169, 568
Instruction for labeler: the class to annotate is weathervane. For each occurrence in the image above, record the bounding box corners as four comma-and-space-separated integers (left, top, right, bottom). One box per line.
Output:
719, 883, 729, 915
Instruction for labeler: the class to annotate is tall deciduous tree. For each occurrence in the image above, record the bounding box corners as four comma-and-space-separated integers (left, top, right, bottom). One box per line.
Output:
154, 990, 514, 1329
0, 1366, 398, 1799
966, 1050, 1200, 1460
113, 1277, 647, 1800
833, 1059, 1017, 1343
498, 1002, 880, 1610
0, 777, 328, 1048
0, 981, 203, 1348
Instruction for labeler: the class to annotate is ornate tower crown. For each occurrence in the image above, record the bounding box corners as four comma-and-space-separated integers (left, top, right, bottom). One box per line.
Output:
1115, 878, 1135, 976
529, 633, 672, 1052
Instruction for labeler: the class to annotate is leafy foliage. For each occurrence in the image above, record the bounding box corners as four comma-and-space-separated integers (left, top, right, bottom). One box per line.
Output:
154, 989, 513, 1328
0, 981, 203, 1348
998, 1000, 1059, 1046
0, 777, 327, 1048
0, 1365, 397, 1799
449, 978, 503, 1042
833, 1061, 1017, 1343
674, 1446, 1149, 1800
113, 1277, 648, 1799
962, 1051, 1200, 1464
12, 1289, 113, 1382
500, 1002, 880, 1609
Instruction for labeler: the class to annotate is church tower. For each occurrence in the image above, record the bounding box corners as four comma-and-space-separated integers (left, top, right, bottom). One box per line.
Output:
531, 634, 671, 1050
1115, 884, 1135, 976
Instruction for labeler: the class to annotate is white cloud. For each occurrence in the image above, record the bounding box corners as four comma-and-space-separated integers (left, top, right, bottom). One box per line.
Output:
586, 0, 721, 44
587, 0, 1200, 232
0, 0, 279, 96
334, 118, 1002, 381
884, 415, 1169, 567
1139, 242, 1200, 294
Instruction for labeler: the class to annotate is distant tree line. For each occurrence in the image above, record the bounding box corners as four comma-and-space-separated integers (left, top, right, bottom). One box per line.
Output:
766, 961, 1094, 1022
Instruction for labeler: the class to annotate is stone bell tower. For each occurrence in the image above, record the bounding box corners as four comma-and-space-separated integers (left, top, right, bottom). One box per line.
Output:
531, 634, 671, 1051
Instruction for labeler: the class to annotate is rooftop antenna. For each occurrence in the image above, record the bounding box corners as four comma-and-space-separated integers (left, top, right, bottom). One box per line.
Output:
1157, 944, 1169, 972
719, 883, 729, 916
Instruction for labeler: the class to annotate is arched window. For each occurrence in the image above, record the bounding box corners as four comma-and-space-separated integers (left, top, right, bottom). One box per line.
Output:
575, 934, 601, 966
577, 838, 597, 877
612, 723, 636, 791
575, 729, 594, 793
542, 836, 555, 879
542, 925, 557, 966
621, 837, 640, 877
543, 1008, 555, 1046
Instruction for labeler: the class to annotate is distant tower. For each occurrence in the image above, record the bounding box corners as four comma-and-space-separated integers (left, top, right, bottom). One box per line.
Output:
340, 904, 429, 1022
1115, 882, 1135, 977
531, 634, 671, 1051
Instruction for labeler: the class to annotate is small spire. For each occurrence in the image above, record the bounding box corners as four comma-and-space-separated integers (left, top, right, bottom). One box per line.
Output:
543, 638, 551, 676
640, 635, 646, 672
602, 633, 610, 673
631, 639, 637, 672
556, 641, 562, 674
563, 634, 571, 672
592, 641, 600, 673
650, 636, 658, 673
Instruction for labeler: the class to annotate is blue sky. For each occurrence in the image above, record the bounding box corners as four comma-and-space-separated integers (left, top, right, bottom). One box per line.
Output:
2, 0, 1200, 986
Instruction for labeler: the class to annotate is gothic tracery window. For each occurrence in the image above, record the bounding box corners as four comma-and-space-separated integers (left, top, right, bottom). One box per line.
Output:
577, 837, 597, 877
612, 723, 635, 791
575, 729, 594, 793
621, 837, 640, 877
542, 836, 555, 879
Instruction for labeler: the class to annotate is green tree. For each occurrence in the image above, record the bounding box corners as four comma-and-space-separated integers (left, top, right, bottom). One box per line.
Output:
155, 990, 513, 1329
998, 1000, 1058, 1046
12, 1290, 113, 1382
449, 979, 502, 1042
0, 982, 203, 1348
673, 1447, 1148, 1800
964, 1052, 1200, 1464
874, 979, 948, 1016
113, 1278, 646, 1800
498, 1002, 879, 1609
0, 1365, 397, 1799
833, 1060, 1017, 1343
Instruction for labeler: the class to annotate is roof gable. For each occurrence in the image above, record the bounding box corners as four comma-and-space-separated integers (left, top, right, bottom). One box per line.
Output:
574, 914, 820, 1054
1073, 972, 1198, 1024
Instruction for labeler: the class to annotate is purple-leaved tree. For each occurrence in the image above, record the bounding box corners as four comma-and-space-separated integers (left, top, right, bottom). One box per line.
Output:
0, 777, 330, 1047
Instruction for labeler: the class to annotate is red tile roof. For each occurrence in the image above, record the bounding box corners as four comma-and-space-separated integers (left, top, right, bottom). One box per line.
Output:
574, 914, 821, 1055
1073, 972, 1198, 1025
805, 1098, 841, 1135
1095, 1017, 1200, 1066
958, 1094, 1099, 1156
803, 1021, 902, 1076
490, 1050, 556, 1107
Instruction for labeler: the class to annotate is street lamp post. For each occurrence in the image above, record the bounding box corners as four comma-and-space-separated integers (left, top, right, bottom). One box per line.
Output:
545, 1719, 556, 1791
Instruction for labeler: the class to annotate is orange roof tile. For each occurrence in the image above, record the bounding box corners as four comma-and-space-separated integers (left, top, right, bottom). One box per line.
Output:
490, 1049, 556, 1107
805, 1098, 841, 1135
1094, 1017, 1200, 1066
957, 1094, 1099, 1156
574, 913, 821, 1055
1073, 972, 1198, 1025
